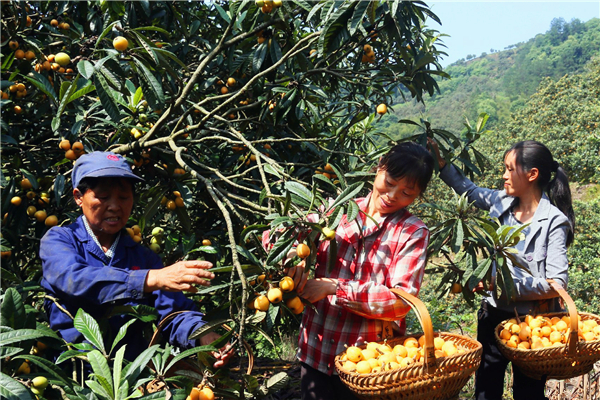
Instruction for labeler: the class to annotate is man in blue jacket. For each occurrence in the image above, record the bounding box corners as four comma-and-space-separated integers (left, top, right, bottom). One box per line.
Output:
40, 151, 230, 366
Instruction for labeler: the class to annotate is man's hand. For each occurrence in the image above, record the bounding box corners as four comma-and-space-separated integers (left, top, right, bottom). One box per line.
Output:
145, 260, 214, 293
199, 332, 234, 368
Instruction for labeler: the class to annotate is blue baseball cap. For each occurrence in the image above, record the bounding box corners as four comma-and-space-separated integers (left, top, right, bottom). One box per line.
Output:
72, 151, 144, 189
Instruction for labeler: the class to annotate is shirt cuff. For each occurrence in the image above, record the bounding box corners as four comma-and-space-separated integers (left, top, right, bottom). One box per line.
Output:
128, 269, 149, 300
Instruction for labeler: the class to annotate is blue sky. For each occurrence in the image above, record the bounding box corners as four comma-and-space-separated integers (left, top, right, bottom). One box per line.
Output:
426, 1, 600, 66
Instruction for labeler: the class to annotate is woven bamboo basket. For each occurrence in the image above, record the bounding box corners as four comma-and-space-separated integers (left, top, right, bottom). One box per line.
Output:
495, 280, 600, 380
335, 288, 482, 400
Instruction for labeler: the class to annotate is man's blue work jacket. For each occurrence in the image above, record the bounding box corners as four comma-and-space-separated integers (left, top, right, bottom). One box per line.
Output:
40, 216, 206, 361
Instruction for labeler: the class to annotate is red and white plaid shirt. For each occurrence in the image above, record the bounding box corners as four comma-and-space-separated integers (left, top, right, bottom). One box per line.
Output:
266, 194, 429, 375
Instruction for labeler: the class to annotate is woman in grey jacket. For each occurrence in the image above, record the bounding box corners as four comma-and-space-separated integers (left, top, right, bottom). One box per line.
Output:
429, 139, 575, 400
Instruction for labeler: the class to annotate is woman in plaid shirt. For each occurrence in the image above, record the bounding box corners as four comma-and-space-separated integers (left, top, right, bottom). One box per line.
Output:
286, 142, 435, 400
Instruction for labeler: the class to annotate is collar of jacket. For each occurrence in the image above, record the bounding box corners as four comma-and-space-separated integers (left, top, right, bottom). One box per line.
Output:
493, 191, 554, 250
72, 215, 139, 263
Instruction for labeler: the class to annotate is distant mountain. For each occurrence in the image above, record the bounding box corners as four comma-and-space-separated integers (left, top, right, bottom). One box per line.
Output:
380, 17, 600, 138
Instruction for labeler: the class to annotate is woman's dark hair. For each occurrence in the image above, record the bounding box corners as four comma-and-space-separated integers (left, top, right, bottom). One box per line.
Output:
378, 142, 434, 194
505, 140, 575, 246
77, 177, 136, 196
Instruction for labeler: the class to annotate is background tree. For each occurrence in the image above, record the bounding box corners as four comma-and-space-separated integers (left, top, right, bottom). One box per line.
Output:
1, 1, 462, 398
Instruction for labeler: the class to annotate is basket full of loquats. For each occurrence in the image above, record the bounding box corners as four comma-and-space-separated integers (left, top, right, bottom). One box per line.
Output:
494, 279, 600, 380
334, 288, 482, 400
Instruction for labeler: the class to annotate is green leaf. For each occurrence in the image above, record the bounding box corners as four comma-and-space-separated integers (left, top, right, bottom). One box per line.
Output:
0, 288, 25, 330
346, 200, 360, 222
284, 181, 312, 204
138, 389, 188, 400
15, 354, 72, 387
131, 30, 159, 65
347, 1, 370, 36
266, 371, 290, 391
153, 48, 188, 71
0, 329, 48, 346
270, 37, 283, 65
77, 60, 95, 80
54, 76, 80, 131
0, 346, 23, 359
214, 2, 231, 23
123, 345, 159, 389
85, 380, 111, 400
67, 83, 96, 104
112, 346, 126, 399
87, 350, 114, 396
468, 258, 492, 289
110, 318, 137, 355
327, 182, 364, 212
252, 42, 267, 73
73, 309, 105, 354
318, 3, 352, 55
56, 349, 87, 365
476, 112, 490, 133
95, 21, 119, 49
327, 205, 345, 230
165, 344, 221, 371
452, 219, 464, 253
128, 86, 142, 107
24, 73, 56, 104
478, 219, 499, 243
131, 56, 164, 110
93, 73, 121, 122
54, 174, 65, 207
497, 257, 517, 302
263, 163, 282, 178
131, 26, 171, 36
0, 372, 34, 400
265, 229, 296, 266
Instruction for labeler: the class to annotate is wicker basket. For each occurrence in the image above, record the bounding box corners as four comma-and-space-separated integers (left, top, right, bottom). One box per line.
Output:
495, 279, 600, 380
335, 288, 482, 400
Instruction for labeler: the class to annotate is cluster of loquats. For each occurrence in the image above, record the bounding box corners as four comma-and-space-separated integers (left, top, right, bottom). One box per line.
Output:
361, 44, 375, 64
3, 40, 73, 114
130, 110, 154, 140
315, 163, 337, 180
126, 225, 143, 244
160, 190, 186, 212
248, 275, 305, 315
497, 314, 600, 351
340, 335, 466, 375
5, 176, 59, 235
216, 76, 236, 96
59, 139, 85, 160
186, 384, 214, 400
50, 18, 70, 31
149, 227, 164, 253
256, 0, 282, 14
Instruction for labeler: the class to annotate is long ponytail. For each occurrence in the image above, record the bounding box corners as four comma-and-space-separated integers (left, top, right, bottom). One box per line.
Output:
548, 164, 575, 246
506, 141, 575, 246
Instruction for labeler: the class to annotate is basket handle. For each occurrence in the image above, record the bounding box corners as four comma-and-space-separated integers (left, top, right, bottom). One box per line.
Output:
546, 279, 578, 356
390, 288, 436, 373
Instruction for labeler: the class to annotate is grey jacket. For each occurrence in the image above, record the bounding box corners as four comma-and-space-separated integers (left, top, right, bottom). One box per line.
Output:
440, 165, 570, 313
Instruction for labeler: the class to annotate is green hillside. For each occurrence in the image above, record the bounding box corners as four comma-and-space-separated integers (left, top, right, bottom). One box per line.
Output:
380, 17, 600, 136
